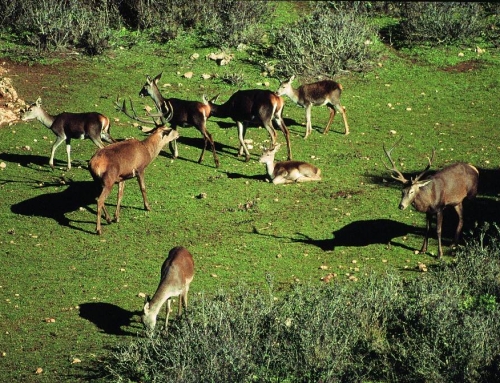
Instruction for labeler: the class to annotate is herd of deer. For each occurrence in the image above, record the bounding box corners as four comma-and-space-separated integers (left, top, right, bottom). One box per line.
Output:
20, 73, 479, 332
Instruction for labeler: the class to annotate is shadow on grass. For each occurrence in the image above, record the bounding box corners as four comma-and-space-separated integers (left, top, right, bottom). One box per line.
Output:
295, 219, 421, 251
10, 179, 98, 233
79, 302, 141, 336
0, 151, 74, 170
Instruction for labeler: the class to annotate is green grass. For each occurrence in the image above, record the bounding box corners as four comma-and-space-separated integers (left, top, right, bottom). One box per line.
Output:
1, 26, 500, 382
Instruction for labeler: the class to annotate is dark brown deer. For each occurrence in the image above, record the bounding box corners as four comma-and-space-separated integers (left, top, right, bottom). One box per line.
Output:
89, 100, 177, 235
205, 89, 292, 162
276, 75, 349, 138
21, 97, 115, 170
142, 246, 194, 333
383, 139, 479, 257
139, 72, 219, 168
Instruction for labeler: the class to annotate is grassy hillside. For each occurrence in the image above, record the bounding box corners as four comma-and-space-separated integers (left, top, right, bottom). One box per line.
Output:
1, 7, 499, 382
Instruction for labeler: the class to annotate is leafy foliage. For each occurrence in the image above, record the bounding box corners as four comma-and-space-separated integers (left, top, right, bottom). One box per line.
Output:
104, 226, 500, 382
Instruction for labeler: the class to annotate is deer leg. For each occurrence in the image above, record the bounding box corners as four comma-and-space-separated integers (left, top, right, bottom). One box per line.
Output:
236, 121, 251, 161
169, 126, 179, 159
339, 105, 349, 135
436, 210, 444, 258
324, 106, 336, 135
305, 105, 313, 138
64, 138, 73, 170
420, 212, 432, 254
136, 171, 150, 211
89, 136, 105, 149
49, 135, 66, 169
273, 117, 292, 160
114, 181, 125, 222
96, 184, 113, 235
454, 203, 464, 247
165, 298, 172, 330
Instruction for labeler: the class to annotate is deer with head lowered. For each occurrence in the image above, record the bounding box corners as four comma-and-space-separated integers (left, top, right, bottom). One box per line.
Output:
139, 72, 219, 167
89, 99, 178, 235
21, 97, 115, 170
259, 143, 321, 184
142, 246, 194, 333
383, 139, 479, 257
205, 89, 292, 162
276, 75, 349, 138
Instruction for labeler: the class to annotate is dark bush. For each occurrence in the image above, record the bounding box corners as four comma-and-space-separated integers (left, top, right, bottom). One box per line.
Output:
398, 2, 487, 47
271, 3, 377, 79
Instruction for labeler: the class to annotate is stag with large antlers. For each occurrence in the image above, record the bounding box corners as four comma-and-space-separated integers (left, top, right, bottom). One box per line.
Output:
89, 100, 177, 235
383, 138, 479, 257
139, 73, 220, 167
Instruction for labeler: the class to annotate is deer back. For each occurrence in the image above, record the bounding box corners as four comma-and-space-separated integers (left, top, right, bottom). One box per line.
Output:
167, 98, 210, 126
54, 112, 109, 138
210, 89, 283, 121
299, 80, 343, 107
157, 246, 194, 296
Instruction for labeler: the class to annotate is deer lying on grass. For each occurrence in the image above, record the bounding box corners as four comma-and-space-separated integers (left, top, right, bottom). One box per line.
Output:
205, 89, 292, 162
259, 143, 321, 184
139, 72, 219, 167
383, 139, 479, 257
21, 97, 115, 170
89, 100, 177, 235
276, 75, 349, 138
142, 246, 194, 333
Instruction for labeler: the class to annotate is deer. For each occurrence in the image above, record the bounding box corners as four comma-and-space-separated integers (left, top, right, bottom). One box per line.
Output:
259, 143, 321, 184
205, 89, 292, 162
383, 138, 479, 257
88, 99, 177, 235
276, 75, 349, 138
21, 97, 115, 170
142, 246, 194, 333
138, 72, 220, 168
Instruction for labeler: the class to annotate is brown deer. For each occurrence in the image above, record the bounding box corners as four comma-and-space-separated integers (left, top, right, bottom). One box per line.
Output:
89, 100, 177, 235
139, 72, 220, 167
205, 89, 292, 162
383, 139, 479, 257
21, 97, 115, 170
276, 75, 349, 138
142, 246, 194, 333
259, 144, 321, 184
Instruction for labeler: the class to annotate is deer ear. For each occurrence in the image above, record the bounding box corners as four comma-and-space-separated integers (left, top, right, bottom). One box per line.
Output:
418, 180, 432, 188
35, 97, 42, 106
289, 75, 295, 82
154, 72, 162, 83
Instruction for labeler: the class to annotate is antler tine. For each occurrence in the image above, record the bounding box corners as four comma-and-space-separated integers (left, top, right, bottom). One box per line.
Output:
414, 148, 435, 181
382, 137, 409, 184
114, 96, 162, 126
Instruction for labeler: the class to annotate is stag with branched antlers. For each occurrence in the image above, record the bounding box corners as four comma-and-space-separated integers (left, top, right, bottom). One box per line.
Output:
383, 138, 479, 257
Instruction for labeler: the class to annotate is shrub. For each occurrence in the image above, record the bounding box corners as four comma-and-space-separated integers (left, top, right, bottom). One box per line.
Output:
398, 2, 487, 47
270, 3, 377, 79
101, 226, 500, 383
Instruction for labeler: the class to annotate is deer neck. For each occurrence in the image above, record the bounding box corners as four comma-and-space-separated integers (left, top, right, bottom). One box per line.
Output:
284, 86, 302, 106
37, 109, 56, 129
263, 159, 276, 178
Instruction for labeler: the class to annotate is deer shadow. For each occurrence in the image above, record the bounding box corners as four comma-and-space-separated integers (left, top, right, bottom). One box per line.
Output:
254, 218, 420, 252
0, 151, 62, 170
10, 179, 98, 233
79, 302, 142, 336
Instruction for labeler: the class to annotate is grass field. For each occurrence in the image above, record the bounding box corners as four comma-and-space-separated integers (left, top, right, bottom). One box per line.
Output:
1, 21, 500, 382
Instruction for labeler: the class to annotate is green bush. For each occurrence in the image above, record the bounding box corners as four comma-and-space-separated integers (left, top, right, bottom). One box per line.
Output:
102, 225, 500, 383
398, 2, 487, 47
270, 3, 377, 79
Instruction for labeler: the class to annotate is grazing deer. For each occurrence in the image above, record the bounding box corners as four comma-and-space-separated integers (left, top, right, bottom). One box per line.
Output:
21, 97, 115, 170
139, 72, 219, 167
383, 139, 479, 257
142, 246, 194, 332
89, 100, 177, 235
205, 89, 292, 162
276, 75, 349, 138
259, 143, 321, 184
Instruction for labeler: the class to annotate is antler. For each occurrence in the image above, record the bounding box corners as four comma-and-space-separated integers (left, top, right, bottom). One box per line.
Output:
114, 97, 173, 126
382, 137, 409, 184
413, 148, 435, 182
